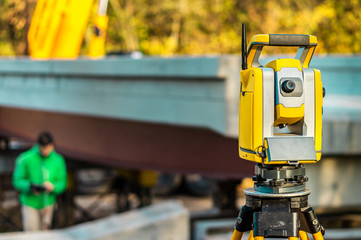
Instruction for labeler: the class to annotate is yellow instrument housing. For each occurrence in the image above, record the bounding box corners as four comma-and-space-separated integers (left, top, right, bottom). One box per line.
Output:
239, 34, 323, 165
274, 104, 305, 127
239, 68, 263, 163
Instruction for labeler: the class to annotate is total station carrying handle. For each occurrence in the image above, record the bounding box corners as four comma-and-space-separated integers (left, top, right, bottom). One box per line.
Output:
246, 34, 318, 69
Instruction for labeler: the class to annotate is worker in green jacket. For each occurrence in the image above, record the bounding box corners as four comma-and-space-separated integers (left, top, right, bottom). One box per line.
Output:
13, 132, 67, 231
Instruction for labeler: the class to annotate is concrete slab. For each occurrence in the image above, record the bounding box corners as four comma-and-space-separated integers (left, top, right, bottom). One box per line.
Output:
0, 200, 189, 240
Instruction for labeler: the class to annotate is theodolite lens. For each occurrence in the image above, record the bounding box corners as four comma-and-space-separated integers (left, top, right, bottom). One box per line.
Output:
282, 80, 295, 93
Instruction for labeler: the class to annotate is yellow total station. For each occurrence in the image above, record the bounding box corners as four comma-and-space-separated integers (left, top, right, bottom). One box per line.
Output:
238, 34, 324, 165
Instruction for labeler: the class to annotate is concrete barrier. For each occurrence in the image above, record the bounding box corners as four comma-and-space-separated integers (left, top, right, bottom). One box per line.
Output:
0, 201, 189, 240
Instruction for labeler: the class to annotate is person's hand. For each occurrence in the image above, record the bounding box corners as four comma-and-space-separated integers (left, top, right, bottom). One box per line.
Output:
30, 183, 45, 195
43, 181, 54, 193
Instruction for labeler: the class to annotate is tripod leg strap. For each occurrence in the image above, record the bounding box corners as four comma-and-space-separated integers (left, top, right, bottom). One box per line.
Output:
231, 229, 243, 240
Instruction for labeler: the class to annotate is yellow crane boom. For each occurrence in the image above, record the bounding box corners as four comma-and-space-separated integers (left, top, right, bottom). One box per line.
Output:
28, 0, 108, 59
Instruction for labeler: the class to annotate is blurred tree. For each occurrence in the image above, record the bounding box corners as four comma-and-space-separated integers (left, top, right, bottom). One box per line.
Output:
0, 0, 361, 56
0, 0, 36, 56
310, 0, 361, 53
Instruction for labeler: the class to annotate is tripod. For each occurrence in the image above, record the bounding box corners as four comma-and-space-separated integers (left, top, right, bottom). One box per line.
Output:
231, 164, 325, 240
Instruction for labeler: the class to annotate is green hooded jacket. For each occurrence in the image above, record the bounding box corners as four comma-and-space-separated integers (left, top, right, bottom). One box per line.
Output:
12, 145, 67, 209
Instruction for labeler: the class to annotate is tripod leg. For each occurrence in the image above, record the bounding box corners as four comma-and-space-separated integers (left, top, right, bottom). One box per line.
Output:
253, 236, 263, 240
249, 231, 264, 240
288, 238, 298, 240
247, 230, 254, 240
233, 205, 254, 240
231, 229, 243, 240
299, 230, 310, 240
301, 206, 325, 240
311, 231, 324, 240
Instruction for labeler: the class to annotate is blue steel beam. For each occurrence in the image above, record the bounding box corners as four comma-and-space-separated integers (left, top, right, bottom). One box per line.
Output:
0, 57, 220, 77
0, 56, 236, 135
0, 56, 360, 154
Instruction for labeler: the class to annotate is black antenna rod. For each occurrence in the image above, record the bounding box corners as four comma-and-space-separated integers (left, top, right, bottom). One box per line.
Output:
242, 23, 247, 70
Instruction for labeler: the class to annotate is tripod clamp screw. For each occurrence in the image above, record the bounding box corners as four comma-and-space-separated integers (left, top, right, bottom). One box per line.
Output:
312, 219, 319, 225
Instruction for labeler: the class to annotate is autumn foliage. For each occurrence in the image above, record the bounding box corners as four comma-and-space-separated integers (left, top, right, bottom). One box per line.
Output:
0, 0, 360, 56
